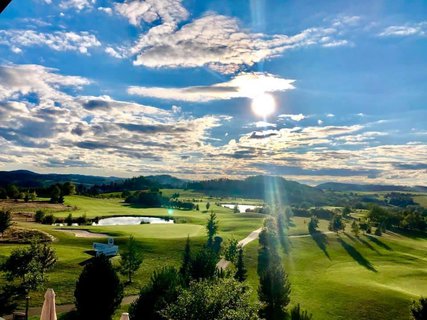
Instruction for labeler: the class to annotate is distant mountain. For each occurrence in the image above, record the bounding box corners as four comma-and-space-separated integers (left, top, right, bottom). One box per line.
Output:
188, 175, 343, 206
145, 175, 188, 188
0, 170, 121, 188
317, 182, 427, 193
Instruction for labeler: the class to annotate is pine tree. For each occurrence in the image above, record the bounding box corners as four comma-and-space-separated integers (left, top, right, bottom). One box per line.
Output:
234, 247, 247, 282
180, 236, 191, 283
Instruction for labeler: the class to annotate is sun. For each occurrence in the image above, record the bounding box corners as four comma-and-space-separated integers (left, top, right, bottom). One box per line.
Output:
251, 93, 276, 117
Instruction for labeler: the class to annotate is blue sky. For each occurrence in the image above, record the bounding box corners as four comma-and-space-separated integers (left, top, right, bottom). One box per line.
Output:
0, 0, 426, 185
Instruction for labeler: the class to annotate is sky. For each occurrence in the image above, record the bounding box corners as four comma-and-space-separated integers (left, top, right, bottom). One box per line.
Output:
0, 0, 426, 185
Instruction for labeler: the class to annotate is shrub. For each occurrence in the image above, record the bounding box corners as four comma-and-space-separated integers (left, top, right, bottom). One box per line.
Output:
34, 210, 46, 223
41, 214, 56, 225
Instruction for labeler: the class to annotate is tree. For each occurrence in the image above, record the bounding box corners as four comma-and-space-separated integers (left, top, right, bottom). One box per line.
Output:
290, 304, 313, 320
0, 210, 12, 237
342, 206, 351, 217
225, 238, 239, 263
235, 247, 247, 282
233, 204, 240, 213
75, 255, 123, 320
206, 201, 210, 211
180, 236, 192, 283
258, 263, 291, 320
129, 266, 182, 320
62, 182, 76, 196
328, 214, 346, 233
34, 210, 45, 223
6, 184, 20, 200
120, 236, 143, 283
0, 187, 7, 199
308, 215, 319, 234
411, 297, 427, 320
206, 211, 219, 247
30, 190, 37, 201
1, 239, 56, 293
351, 220, 360, 237
65, 213, 73, 226
50, 185, 62, 204
195, 204, 200, 211
190, 248, 217, 280
161, 278, 258, 320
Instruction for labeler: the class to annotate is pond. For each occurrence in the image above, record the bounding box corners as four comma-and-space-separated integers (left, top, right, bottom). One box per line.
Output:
92, 216, 174, 226
221, 204, 261, 212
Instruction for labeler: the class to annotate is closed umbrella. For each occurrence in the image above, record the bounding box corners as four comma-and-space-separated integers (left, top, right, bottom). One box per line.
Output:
40, 289, 57, 320
120, 313, 130, 320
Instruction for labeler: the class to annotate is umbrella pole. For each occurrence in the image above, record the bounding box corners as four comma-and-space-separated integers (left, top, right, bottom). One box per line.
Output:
25, 295, 30, 320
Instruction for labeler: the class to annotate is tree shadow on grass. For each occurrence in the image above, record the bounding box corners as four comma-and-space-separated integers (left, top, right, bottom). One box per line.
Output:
344, 232, 381, 255
366, 235, 392, 251
310, 231, 331, 260
337, 237, 377, 272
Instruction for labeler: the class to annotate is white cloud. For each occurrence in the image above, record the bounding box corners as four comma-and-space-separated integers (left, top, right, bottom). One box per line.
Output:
114, 0, 188, 26
0, 30, 101, 54
378, 21, 427, 37
127, 13, 351, 73
128, 72, 295, 102
59, 0, 96, 11
105, 46, 127, 59
278, 113, 306, 121
98, 7, 113, 15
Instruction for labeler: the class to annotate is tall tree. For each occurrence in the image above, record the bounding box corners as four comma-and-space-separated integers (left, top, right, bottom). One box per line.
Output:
206, 201, 210, 211
328, 214, 346, 233
62, 182, 77, 195
129, 266, 182, 320
50, 185, 62, 204
161, 278, 258, 320
6, 184, 20, 200
290, 304, 313, 320
180, 236, 192, 284
75, 255, 123, 320
258, 264, 291, 320
351, 220, 360, 237
308, 215, 319, 234
234, 247, 247, 282
120, 236, 143, 283
206, 211, 219, 247
0, 210, 12, 237
225, 238, 239, 263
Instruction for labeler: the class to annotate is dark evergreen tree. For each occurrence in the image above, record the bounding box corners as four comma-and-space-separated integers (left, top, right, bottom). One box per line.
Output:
0, 210, 12, 237
411, 297, 427, 320
290, 304, 313, 320
74, 255, 123, 320
234, 247, 247, 282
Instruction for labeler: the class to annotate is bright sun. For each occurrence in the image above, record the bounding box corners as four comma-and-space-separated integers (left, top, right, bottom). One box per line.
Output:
251, 93, 276, 117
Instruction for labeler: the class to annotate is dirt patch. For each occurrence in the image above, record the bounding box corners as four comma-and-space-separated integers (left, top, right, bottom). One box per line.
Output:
0, 199, 71, 214
56, 228, 108, 238
0, 227, 54, 243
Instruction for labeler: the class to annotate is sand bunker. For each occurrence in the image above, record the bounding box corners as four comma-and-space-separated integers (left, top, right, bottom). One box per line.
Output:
56, 229, 108, 238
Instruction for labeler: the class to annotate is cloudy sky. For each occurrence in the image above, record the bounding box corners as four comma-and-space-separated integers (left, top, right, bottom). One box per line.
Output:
0, 0, 426, 185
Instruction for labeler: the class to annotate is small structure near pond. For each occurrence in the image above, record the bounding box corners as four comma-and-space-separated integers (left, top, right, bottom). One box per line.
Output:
93, 238, 118, 257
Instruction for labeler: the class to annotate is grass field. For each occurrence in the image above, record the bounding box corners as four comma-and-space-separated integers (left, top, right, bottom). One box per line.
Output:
1, 194, 427, 320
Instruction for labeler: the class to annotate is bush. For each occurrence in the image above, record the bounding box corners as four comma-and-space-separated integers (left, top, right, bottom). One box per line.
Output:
411, 297, 427, 320
75, 255, 123, 320
34, 210, 46, 223
374, 227, 382, 236
42, 214, 56, 225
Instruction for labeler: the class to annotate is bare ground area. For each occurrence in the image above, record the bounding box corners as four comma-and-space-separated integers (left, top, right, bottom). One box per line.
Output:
55, 228, 108, 238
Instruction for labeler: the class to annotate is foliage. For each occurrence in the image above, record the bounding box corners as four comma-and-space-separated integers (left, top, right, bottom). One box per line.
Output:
224, 238, 239, 263
233, 204, 240, 213
74, 255, 123, 320
308, 215, 319, 234
0, 210, 12, 236
206, 201, 211, 210
351, 220, 360, 237
129, 266, 182, 320
1, 238, 57, 292
62, 182, 77, 196
328, 214, 346, 233
375, 227, 382, 236
234, 247, 247, 282
34, 210, 46, 223
161, 278, 259, 320
258, 264, 291, 320
289, 304, 313, 320
180, 236, 192, 284
41, 214, 56, 225
50, 185, 63, 204
65, 213, 73, 226
7, 184, 20, 200
342, 206, 351, 217
410, 297, 427, 320
206, 211, 219, 247
0, 285, 21, 315
120, 236, 143, 283
190, 248, 218, 280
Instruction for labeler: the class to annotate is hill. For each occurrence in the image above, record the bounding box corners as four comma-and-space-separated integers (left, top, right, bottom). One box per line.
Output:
188, 175, 342, 206
317, 182, 427, 193
0, 170, 121, 188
